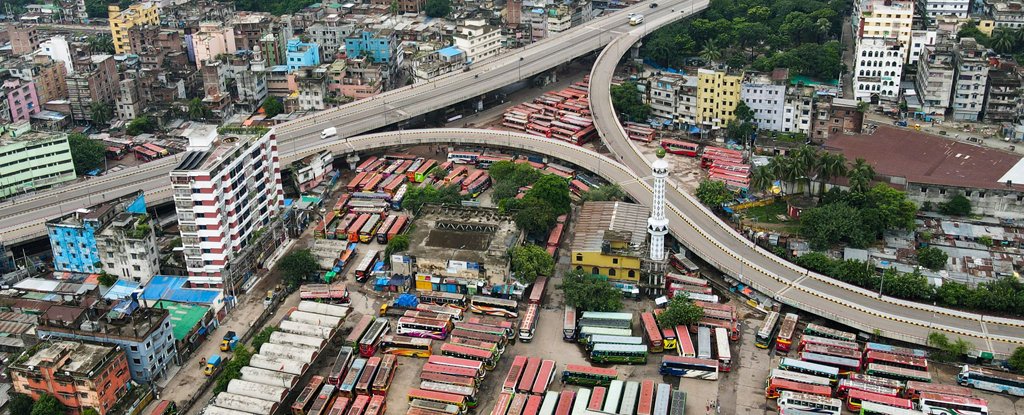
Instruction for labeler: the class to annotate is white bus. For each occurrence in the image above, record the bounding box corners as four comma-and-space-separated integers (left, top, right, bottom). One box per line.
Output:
859, 401, 926, 414
777, 391, 842, 415
917, 392, 989, 415
619, 381, 639, 415
697, 326, 712, 360
469, 295, 518, 319
519, 304, 540, 342
603, 380, 624, 413
572, 388, 592, 415
957, 365, 1024, 397
539, 390, 560, 415
769, 369, 832, 387
563, 306, 577, 341
714, 327, 731, 372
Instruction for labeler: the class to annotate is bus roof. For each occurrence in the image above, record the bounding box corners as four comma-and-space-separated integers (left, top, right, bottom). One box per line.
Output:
592, 343, 648, 353
564, 364, 618, 376
779, 357, 840, 376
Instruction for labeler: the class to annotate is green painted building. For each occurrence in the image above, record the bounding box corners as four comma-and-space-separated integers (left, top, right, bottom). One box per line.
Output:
0, 122, 76, 198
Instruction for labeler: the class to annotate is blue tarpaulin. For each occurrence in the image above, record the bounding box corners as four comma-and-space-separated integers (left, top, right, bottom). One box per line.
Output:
395, 293, 419, 307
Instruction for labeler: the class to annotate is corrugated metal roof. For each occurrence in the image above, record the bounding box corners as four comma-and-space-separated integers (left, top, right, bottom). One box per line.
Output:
13, 278, 60, 292
571, 201, 649, 253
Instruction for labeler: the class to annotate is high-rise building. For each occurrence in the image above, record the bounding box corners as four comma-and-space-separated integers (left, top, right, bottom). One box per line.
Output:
169, 127, 283, 288
7, 24, 41, 55
915, 37, 955, 117
951, 37, 989, 121
9, 341, 132, 415
984, 67, 1021, 123
66, 55, 118, 122
696, 66, 743, 130
454, 19, 505, 64
853, 37, 906, 103
917, 0, 969, 18
108, 3, 160, 55
0, 123, 76, 198
740, 71, 787, 132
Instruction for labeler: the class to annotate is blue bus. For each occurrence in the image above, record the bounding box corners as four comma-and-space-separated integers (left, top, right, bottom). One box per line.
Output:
958, 365, 1024, 396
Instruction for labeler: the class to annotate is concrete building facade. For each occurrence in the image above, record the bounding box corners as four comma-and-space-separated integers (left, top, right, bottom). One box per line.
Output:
915, 40, 955, 116
951, 38, 989, 121
454, 19, 504, 64
0, 124, 75, 198
286, 39, 321, 72
740, 72, 787, 132
696, 67, 743, 130
66, 55, 117, 122
2, 79, 41, 123
108, 3, 160, 54
10, 341, 131, 415
853, 37, 906, 103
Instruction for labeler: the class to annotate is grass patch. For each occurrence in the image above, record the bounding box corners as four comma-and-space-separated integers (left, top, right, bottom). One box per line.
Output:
741, 200, 790, 224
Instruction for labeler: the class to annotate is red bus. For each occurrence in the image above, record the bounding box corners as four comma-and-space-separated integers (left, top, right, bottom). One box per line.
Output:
547, 225, 563, 257
903, 380, 972, 399
356, 156, 378, 172
420, 372, 477, 389
693, 317, 740, 341
569, 179, 590, 196
440, 343, 497, 370
491, 392, 514, 415
660, 139, 700, 157
517, 357, 541, 394
364, 395, 386, 415
846, 389, 913, 412
421, 363, 482, 381
344, 316, 374, 348
865, 350, 928, 372
347, 395, 369, 415
523, 395, 543, 415
764, 378, 833, 399
531, 359, 556, 395
325, 396, 349, 415
347, 171, 369, 191
292, 375, 324, 415
554, 390, 575, 415
637, 380, 656, 415
775, 313, 799, 353
528, 276, 547, 305
674, 325, 696, 358
375, 215, 398, 244
506, 394, 529, 415
346, 214, 371, 242
358, 318, 390, 357
386, 215, 408, 242
848, 373, 905, 391
355, 356, 381, 396
427, 355, 486, 379
588, 387, 606, 411
798, 334, 861, 352
640, 312, 664, 353
803, 343, 863, 367
371, 355, 397, 396
836, 378, 901, 399
504, 356, 527, 393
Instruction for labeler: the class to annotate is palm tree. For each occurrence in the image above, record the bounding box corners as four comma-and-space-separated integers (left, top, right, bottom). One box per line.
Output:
750, 165, 775, 195
791, 146, 819, 193
992, 29, 1016, 54
699, 40, 722, 64
847, 158, 876, 193
816, 18, 831, 41
817, 152, 848, 197
89, 102, 112, 125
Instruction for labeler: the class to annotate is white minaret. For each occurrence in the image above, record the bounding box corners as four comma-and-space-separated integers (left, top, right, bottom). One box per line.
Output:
648, 149, 669, 261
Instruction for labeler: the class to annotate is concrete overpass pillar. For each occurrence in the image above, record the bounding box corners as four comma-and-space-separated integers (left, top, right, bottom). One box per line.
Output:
346, 154, 360, 170
630, 40, 642, 60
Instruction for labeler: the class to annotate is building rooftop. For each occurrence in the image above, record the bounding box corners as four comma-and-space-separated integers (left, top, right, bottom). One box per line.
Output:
0, 122, 65, 146
173, 129, 268, 172
38, 301, 168, 342
826, 126, 1024, 192
140, 275, 221, 305
571, 201, 649, 256
14, 341, 116, 375
405, 205, 520, 283
152, 300, 208, 340
46, 191, 146, 230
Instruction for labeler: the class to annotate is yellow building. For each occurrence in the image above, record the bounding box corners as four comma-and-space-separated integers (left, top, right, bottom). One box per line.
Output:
977, 19, 995, 36
696, 67, 743, 130
108, 3, 159, 55
570, 201, 649, 283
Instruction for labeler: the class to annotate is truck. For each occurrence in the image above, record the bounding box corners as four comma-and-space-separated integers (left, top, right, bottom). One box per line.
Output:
378, 293, 421, 317
204, 355, 222, 376
221, 331, 239, 352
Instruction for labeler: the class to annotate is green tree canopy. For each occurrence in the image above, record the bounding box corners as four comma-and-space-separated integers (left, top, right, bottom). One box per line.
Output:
214, 345, 252, 393
278, 249, 318, 288
262, 97, 285, 118
561, 269, 623, 312
67, 132, 106, 175
939, 195, 971, 216
8, 393, 34, 415
799, 202, 873, 249
98, 272, 117, 287
695, 180, 734, 208
927, 332, 972, 363
126, 116, 158, 136
581, 184, 627, 202
384, 234, 410, 263
234, 0, 317, 15
656, 296, 705, 327
510, 245, 555, 284
1009, 347, 1024, 374
30, 393, 66, 415
916, 247, 948, 271
610, 82, 651, 122
250, 326, 276, 350
89, 102, 113, 125
403, 184, 465, 213
424, 0, 451, 17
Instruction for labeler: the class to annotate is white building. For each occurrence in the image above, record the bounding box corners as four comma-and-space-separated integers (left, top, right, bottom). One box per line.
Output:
951, 37, 989, 121
740, 72, 787, 132
38, 35, 73, 73
783, 86, 815, 135
548, 7, 572, 34
916, 0, 969, 18
853, 0, 915, 60
854, 37, 906, 103
191, 22, 238, 69
454, 19, 504, 64
96, 212, 160, 284
915, 39, 955, 116
294, 151, 334, 193
908, 28, 939, 65
169, 127, 283, 287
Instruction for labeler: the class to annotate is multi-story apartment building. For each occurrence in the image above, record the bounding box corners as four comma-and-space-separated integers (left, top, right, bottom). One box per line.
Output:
740, 71, 787, 132
169, 128, 283, 288
853, 37, 906, 103
35, 304, 176, 383
696, 66, 743, 129
191, 22, 238, 69
8, 24, 41, 55
811, 97, 865, 142
2, 79, 41, 123
370, 0, 426, 13
908, 26, 939, 66
548, 6, 573, 34
984, 67, 1021, 123
648, 74, 684, 126
917, 0, 969, 18
66, 55, 117, 122
285, 38, 321, 72
413, 46, 467, 81
951, 37, 989, 121
39, 35, 74, 74
528, 9, 549, 41
115, 77, 145, 121
915, 39, 955, 116
307, 18, 354, 62
222, 50, 268, 113
853, 0, 914, 59
9, 341, 131, 415
783, 85, 815, 135
231, 12, 275, 52
344, 30, 398, 65
0, 124, 75, 198
108, 3, 160, 55
455, 19, 504, 64
340, 58, 385, 99
296, 66, 328, 110
7, 55, 69, 103
294, 151, 334, 193
984, 0, 1024, 29
570, 201, 649, 283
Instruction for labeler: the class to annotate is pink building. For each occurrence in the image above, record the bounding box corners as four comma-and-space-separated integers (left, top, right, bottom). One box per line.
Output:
3, 79, 40, 122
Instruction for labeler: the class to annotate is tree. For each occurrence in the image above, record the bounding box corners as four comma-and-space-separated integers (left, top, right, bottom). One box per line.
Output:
735, 101, 755, 123
67, 132, 106, 175
82, 409, 100, 415
126, 116, 158, 136
993, 28, 1017, 53
424, 0, 451, 17
214, 345, 252, 393
560, 269, 623, 312
525, 175, 571, 215
816, 152, 847, 197
30, 393, 66, 415
699, 39, 722, 63
87, 34, 114, 54
927, 332, 972, 363
656, 296, 705, 327
512, 197, 558, 238
89, 101, 113, 125
581, 184, 626, 201
610, 82, 651, 122
187, 98, 211, 120
261, 97, 284, 118
847, 158, 875, 193
250, 326, 276, 350
403, 184, 464, 213
800, 203, 873, 249
384, 234, 410, 263
8, 393, 34, 415
98, 272, 117, 287
695, 180, 733, 208
749, 165, 774, 194
1009, 347, 1024, 374
916, 246, 948, 271
278, 249, 318, 288
510, 245, 555, 284
938, 195, 971, 216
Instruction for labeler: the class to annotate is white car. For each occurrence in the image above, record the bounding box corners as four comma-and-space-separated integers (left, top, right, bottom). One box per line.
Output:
321, 127, 337, 139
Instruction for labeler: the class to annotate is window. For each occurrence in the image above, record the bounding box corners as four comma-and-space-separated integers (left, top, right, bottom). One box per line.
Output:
592, 267, 599, 275
575, 254, 583, 262
612, 258, 619, 264
132, 358, 141, 364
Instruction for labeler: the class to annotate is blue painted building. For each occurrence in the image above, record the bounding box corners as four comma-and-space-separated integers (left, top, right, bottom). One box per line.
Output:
344, 30, 397, 64
46, 191, 150, 275
286, 39, 321, 72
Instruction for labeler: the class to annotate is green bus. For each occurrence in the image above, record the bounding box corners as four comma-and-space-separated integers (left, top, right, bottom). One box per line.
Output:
561, 364, 618, 386
590, 343, 648, 364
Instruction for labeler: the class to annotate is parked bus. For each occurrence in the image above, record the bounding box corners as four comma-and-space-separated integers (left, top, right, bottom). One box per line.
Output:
561, 364, 618, 386
339, 358, 366, 397
358, 318, 390, 357
590, 343, 648, 364
800, 351, 861, 375
539, 391, 559, 415
533, 359, 557, 395
292, 375, 324, 415
375, 215, 398, 244
635, 380, 656, 415
397, 317, 452, 340
450, 337, 500, 361
620, 381, 640, 415
503, 356, 527, 394
669, 253, 701, 275
578, 312, 634, 330
571, 388, 591, 415
714, 327, 731, 372
866, 363, 932, 383
578, 327, 633, 343
902, 381, 971, 400
509, 394, 531, 415
865, 351, 928, 372
755, 311, 780, 349
654, 384, 671, 415
519, 304, 540, 342
584, 335, 645, 352
441, 343, 497, 370
659, 326, 677, 351
858, 401, 925, 415
451, 329, 507, 352
777, 391, 843, 415
693, 317, 740, 341
403, 310, 453, 323
354, 250, 380, 282
589, 387, 608, 411
364, 395, 386, 415
776, 313, 799, 353
416, 304, 464, 321
603, 380, 624, 413
420, 292, 468, 310
464, 317, 515, 339
769, 368, 832, 388
849, 373, 906, 391
358, 215, 382, 243
355, 357, 381, 396
348, 395, 370, 415
669, 390, 687, 415
864, 342, 928, 359
804, 342, 863, 364
327, 346, 355, 386
778, 358, 840, 383
917, 392, 988, 415
408, 399, 460, 415
804, 323, 856, 342
420, 372, 477, 390
554, 390, 575, 415
371, 355, 397, 396
640, 312, 665, 353
696, 326, 712, 360
325, 396, 350, 415
957, 365, 1024, 396
569, 179, 590, 197
421, 381, 477, 408
422, 362, 483, 382
799, 334, 861, 353
518, 357, 541, 394
469, 296, 519, 318
563, 306, 577, 341
846, 389, 914, 412
659, 355, 719, 380
380, 335, 432, 358
454, 322, 509, 340
407, 389, 468, 414
836, 379, 901, 399
676, 325, 695, 358
765, 377, 834, 399
344, 315, 374, 348
661, 139, 701, 157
